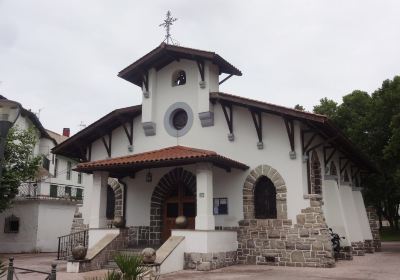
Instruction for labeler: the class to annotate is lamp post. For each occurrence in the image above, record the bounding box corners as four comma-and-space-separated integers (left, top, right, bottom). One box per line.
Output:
0, 99, 22, 184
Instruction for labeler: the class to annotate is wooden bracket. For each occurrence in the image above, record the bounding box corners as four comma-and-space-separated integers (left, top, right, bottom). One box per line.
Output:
250, 109, 263, 143
121, 119, 134, 146
219, 74, 233, 85
77, 144, 87, 162
87, 144, 92, 162
339, 157, 350, 174
143, 70, 149, 92
351, 165, 360, 182
196, 60, 205, 81
102, 132, 112, 158
221, 102, 233, 135
301, 130, 318, 154
323, 146, 336, 167
284, 118, 295, 152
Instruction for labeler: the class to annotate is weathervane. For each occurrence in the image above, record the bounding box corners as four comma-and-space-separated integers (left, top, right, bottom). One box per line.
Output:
159, 11, 178, 45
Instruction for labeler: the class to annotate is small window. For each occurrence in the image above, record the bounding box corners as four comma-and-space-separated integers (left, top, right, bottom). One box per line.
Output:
4, 215, 20, 233
172, 70, 186, 86
42, 155, 50, 171
213, 198, 228, 215
330, 161, 337, 176
106, 185, 115, 219
54, 158, 58, 178
76, 188, 83, 200
50, 185, 58, 198
78, 172, 82, 184
254, 176, 277, 219
66, 161, 72, 180
65, 186, 72, 198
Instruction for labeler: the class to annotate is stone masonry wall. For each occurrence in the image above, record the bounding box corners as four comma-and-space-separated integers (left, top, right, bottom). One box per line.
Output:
127, 226, 151, 247
366, 206, 381, 252
184, 251, 237, 271
238, 164, 335, 268
238, 195, 334, 268
77, 228, 128, 272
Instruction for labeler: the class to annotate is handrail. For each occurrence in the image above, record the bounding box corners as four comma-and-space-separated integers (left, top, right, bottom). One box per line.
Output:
57, 229, 89, 260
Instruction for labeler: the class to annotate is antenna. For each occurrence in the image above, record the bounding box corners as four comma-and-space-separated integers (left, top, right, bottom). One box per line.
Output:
159, 11, 178, 45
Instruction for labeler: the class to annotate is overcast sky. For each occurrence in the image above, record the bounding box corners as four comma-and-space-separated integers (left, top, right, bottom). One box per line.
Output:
1, 0, 399, 135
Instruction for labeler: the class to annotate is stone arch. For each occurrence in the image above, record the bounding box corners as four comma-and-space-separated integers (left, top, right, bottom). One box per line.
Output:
243, 164, 287, 220
107, 178, 124, 219
310, 151, 322, 195
149, 167, 196, 245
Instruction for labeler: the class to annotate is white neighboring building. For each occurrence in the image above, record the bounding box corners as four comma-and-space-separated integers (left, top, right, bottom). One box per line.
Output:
53, 44, 380, 272
0, 97, 89, 253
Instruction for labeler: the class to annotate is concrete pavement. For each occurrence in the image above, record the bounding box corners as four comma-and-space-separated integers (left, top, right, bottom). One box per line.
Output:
1, 242, 399, 280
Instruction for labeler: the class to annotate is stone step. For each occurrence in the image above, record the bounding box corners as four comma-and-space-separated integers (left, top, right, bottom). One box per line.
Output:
103, 246, 160, 269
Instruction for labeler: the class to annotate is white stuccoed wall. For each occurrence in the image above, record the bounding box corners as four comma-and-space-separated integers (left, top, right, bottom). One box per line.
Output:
322, 179, 351, 246
352, 190, 373, 240
0, 201, 38, 253
36, 201, 77, 252
338, 184, 364, 242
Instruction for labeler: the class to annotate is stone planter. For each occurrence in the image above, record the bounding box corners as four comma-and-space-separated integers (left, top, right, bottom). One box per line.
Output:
72, 244, 87, 260
142, 247, 156, 264
113, 216, 126, 228
175, 216, 188, 229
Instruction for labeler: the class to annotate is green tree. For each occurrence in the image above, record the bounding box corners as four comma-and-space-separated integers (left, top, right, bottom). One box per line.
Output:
0, 126, 41, 212
314, 78, 400, 229
294, 104, 305, 111
313, 97, 338, 119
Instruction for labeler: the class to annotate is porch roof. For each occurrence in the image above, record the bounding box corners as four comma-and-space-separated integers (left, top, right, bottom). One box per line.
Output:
74, 145, 249, 176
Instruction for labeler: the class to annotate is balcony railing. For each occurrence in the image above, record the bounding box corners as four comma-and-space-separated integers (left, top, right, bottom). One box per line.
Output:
17, 182, 84, 202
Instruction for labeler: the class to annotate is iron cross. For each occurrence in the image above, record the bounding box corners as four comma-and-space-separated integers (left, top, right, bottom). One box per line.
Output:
159, 11, 177, 44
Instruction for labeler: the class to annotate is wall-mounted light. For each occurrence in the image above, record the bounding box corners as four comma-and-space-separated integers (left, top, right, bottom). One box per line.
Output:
146, 169, 152, 183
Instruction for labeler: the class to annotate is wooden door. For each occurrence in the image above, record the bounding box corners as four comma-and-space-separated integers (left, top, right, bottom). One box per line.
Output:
162, 181, 196, 242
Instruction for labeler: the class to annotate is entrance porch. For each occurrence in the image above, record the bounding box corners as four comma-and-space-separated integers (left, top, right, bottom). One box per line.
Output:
73, 145, 249, 272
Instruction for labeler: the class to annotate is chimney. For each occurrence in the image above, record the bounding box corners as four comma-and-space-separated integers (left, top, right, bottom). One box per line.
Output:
63, 128, 70, 137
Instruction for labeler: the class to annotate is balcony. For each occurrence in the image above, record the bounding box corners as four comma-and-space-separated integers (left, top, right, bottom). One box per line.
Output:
16, 182, 84, 202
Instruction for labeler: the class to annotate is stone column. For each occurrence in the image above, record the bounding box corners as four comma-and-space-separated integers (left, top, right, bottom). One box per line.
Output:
195, 163, 215, 230
366, 206, 381, 252
89, 171, 109, 228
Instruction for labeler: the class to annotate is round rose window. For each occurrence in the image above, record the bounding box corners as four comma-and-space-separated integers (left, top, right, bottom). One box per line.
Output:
172, 109, 188, 130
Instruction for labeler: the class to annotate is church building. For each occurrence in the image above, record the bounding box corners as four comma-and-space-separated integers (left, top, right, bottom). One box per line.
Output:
53, 43, 380, 273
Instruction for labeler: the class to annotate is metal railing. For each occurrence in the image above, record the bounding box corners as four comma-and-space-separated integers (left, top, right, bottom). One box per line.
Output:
6, 257, 56, 280
17, 183, 83, 202
57, 229, 89, 260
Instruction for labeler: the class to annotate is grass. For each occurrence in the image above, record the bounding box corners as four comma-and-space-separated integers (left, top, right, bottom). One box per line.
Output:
380, 227, 400, 241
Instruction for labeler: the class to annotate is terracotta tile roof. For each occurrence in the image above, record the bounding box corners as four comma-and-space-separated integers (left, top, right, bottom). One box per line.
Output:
75, 145, 248, 174
118, 43, 242, 87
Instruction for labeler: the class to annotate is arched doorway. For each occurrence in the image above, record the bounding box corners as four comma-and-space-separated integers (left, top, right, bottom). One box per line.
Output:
150, 168, 197, 245
162, 180, 196, 241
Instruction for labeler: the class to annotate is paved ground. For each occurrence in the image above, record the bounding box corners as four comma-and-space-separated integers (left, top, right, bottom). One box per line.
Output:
1, 242, 399, 280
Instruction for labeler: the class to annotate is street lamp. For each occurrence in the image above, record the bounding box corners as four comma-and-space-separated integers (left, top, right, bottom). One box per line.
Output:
0, 99, 22, 183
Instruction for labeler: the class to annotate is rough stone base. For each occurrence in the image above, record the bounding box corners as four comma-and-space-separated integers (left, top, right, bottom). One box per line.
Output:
335, 246, 353, 260
237, 196, 335, 268
351, 242, 365, 256
366, 207, 381, 252
127, 226, 151, 247
184, 251, 237, 271
364, 239, 375, 253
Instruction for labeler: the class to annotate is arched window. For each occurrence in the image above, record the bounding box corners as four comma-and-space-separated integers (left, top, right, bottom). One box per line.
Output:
254, 176, 277, 219
310, 151, 322, 195
172, 70, 186, 86
330, 161, 337, 176
106, 185, 115, 220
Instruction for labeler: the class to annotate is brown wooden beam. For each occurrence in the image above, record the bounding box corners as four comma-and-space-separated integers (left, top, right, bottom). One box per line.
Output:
219, 74, 233, 85
102, 132, 112, 158
142, 70, 149, 92
221, 102, 233, 135
121, 119, 134, 146
323, 146, 336, 167
284, 118, 295, 152
196, 60, 205, 81
250, 109, 263, 143
339, 157, 350, 174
